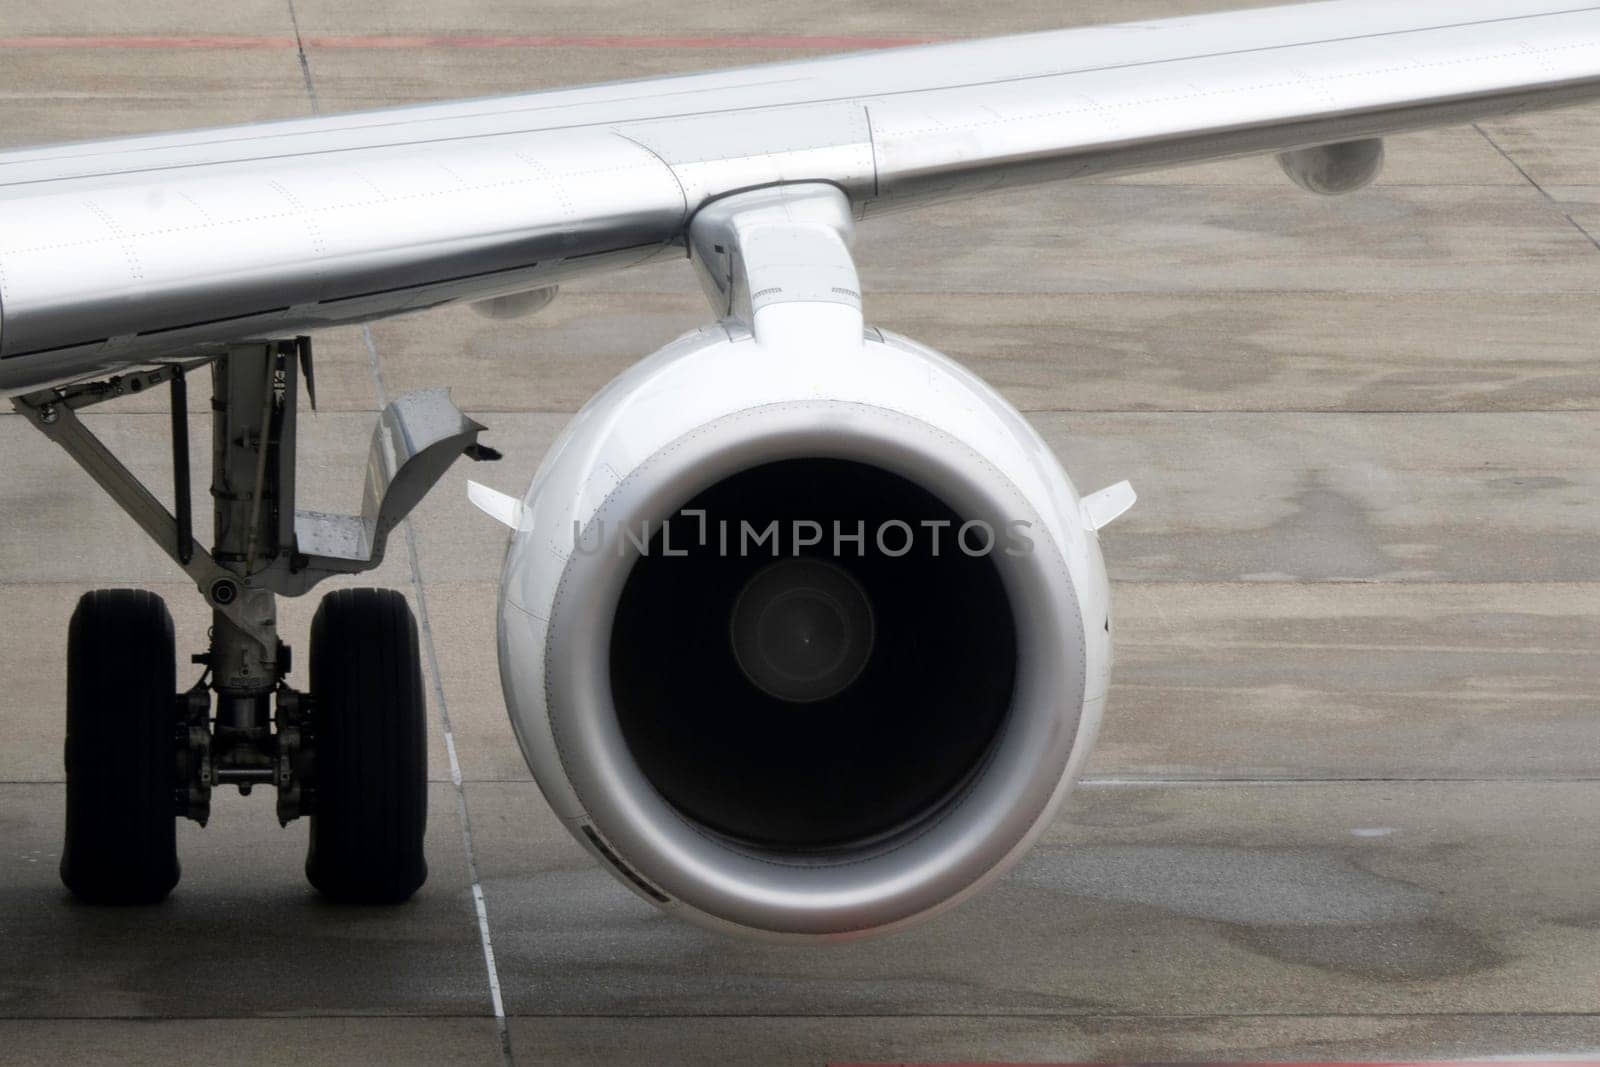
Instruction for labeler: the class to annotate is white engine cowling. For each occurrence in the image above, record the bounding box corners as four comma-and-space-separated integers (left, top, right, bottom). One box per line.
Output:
495, 320, 1113, 940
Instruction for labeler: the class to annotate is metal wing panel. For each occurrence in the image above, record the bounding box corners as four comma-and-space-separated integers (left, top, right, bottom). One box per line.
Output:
619, 102, 876, 207
4, 0, 1600, 386
0, 129, 684, 372
865, 7, 1600, 204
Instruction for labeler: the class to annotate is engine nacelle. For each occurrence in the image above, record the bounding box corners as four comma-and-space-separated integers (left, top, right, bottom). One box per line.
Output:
494, 320, 1113, 941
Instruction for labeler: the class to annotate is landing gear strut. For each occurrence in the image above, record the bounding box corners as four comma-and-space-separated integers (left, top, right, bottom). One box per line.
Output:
15, 341, 490, 904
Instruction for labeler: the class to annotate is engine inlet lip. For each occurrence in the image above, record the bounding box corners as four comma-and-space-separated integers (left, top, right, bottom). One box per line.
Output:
543, 399, 1087, 938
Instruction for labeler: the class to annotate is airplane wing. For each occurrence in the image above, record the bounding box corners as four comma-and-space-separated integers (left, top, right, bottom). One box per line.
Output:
2, 0, 1598, 390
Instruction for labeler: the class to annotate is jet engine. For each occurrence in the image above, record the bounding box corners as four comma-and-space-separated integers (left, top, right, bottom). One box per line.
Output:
492, 317, 1120, 940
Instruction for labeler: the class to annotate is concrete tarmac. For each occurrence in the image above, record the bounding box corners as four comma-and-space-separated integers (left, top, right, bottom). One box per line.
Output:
2, 1, 1599, 1063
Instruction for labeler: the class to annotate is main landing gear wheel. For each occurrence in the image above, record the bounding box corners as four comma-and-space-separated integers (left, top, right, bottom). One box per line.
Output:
305, 588, 429, 904
60, 590, 181, 905
20, 346, 486, 905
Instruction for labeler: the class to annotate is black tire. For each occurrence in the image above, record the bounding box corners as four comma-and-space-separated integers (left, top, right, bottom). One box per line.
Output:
60, 590, 180, 905
306, 588, 428, 904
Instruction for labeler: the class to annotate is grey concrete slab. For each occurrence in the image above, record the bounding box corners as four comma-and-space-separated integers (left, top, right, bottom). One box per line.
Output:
1482, 107, 1600, 191
307, 46, 806, 108
419, 582, 529, 783
842, 185, 1595, 297
403, 412, 565, 586
871, 290, 1600, 414
1553, 198, 1600, 250
367, 294, 705, 415
0, 783, 488, 1017
509, 1014, 1600, 1066
363, 288, 1600, 415
0, 49, 308, 150
1053, 411, 1600, 583
0, 1018, 503, 1066
397, 410, 1600, 586
292, 0, 1282, 38
1098, 581, 1600, 781
473, 778, 1600, 1017
0, 1, 293, 36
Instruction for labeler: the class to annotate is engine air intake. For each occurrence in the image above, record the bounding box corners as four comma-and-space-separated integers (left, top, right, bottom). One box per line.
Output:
611, 458, 1017, 850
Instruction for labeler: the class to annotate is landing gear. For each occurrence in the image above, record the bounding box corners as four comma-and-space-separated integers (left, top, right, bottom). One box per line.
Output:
60, 590, 181, 904
15, 341, 490, 905
306, 589, 428, 904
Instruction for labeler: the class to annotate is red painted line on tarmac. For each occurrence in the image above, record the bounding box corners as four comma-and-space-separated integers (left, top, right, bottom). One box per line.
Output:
0, 33, 936, 51
308, 33, 937, 49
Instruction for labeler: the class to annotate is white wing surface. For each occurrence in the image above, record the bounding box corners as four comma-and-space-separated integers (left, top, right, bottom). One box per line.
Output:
1, 0, 1597, 388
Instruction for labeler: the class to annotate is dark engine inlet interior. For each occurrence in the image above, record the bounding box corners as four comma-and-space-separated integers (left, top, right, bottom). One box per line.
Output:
610, 459, 1017, 851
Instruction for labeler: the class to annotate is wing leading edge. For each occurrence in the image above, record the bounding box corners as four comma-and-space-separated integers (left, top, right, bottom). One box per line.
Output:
2, 0, 1598, 389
